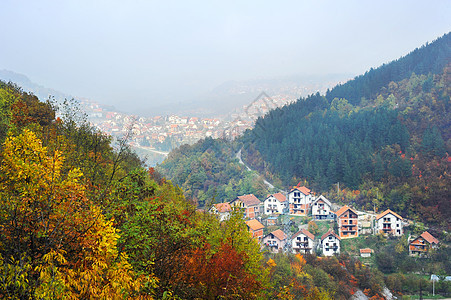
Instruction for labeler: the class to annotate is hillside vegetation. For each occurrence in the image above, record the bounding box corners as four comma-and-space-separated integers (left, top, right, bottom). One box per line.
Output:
0, 82, 269, 299
240, 33, 450, 228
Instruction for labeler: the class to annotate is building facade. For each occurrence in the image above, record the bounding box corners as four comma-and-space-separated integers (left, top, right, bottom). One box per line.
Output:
336, 205, 359, 239
291, 229, 315, 254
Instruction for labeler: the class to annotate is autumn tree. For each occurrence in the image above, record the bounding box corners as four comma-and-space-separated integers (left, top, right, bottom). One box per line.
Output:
0, 129, 148, 298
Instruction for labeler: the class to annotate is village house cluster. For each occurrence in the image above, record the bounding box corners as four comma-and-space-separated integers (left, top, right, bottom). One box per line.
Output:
209, 182, 439, 257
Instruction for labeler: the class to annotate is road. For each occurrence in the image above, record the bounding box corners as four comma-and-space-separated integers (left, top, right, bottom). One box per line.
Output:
235, 148, 281, 191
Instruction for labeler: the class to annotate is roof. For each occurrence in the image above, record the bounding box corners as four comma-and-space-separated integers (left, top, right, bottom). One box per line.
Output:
335, 205, 358, 218
245, 219, 264, 231
293, 229, 315, 240
290, 186, 311, 195
321, 230, 340, 241
267, 192, 287, 203
376, 209, 403, 220
313, 195, 332, 207
420, 231, 439, 244
271, 229, 288, 241
236, 194, 261, 206
214, 202, 231, 213
360, 248, 373, 254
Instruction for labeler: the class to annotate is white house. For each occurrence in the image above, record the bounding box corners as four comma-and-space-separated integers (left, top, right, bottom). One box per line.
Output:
209, 202, 232, 222
264, 193, 287, 215
311, 195, 335, 220
291, 229, 315, 254
288, 184, 313, 216
375, 209, 404, 236
321, 230, 340, 256
262, 229, 288, 253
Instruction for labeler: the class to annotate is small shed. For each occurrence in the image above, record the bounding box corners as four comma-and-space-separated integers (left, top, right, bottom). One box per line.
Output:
360, 248, 373, 257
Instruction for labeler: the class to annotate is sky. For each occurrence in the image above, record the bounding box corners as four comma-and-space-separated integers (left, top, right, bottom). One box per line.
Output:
0, 0, 450, 114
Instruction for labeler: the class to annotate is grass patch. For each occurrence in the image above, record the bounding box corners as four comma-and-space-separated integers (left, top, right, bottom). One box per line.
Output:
315, 220, 334, 237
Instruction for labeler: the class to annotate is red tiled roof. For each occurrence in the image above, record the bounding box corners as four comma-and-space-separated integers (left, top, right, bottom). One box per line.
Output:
237, 194, 261, 206
321, 230, 340, 241
290, 186, 311, 195
214, 202, 231, 213
271, 229, 288, 241
246, 219, 264, 231
292, 229, 315, 240
267, 192, 287, 203
360, 248, 373, 254
335, 205, 358, 218
420, 231, 439, 244
298, 186, 311, 195
300, 229, 315, 240
376, 209, 403, 220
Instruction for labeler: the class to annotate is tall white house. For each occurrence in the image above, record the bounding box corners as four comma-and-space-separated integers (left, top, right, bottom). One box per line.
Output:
288, 184, 313, 216
321, 230, 340, 256
375, 209, 404, 236
264, 193, 287, 215
291, 229, 315, 254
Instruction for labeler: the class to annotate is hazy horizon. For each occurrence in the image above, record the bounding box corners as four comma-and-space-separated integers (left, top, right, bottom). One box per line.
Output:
1, 1, 450, 114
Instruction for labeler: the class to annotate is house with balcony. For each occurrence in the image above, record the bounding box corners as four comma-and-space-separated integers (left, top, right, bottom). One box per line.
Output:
245, 219, 265, 240
288, 184, 313, 216
311, 195, 335, 220
375, 209, 404, 236
264, 193, 287, 215
336, 205, 359, 239
321, 230, 340, 256
262, 229, 288, 253
409, 231, 439, 257
230, 194, 261, 219
291, 229, 315, 254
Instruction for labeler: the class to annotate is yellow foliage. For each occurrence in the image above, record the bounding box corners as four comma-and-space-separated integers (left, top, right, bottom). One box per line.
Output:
0, 129, 157, 299
267, 258, 277, 268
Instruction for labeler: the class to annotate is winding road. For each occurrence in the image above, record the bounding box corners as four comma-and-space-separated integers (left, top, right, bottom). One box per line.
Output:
235, 148, 280, 191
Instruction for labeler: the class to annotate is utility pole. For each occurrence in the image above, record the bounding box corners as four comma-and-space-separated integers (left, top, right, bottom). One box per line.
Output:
336, 182, 340, 197
433, 278, 435, 297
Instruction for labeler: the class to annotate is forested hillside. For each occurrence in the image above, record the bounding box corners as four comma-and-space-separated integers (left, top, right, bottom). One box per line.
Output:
240, 34, 450, 228
0, 80, 398, 299
160, 33, 450, 229
325, 32, 451, 105
158, 137, 271, 207
0, 81, 270, 298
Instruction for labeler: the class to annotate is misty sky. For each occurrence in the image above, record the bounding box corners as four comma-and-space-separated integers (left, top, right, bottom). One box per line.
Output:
0, 0, 450, 113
